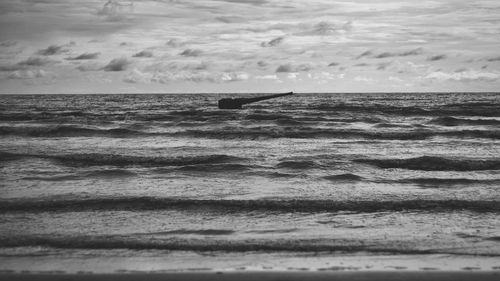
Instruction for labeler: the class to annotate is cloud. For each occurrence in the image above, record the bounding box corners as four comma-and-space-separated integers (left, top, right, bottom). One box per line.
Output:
377, 62, 392, 70
179, 48, 203, 57
310, 21, 352, 35
0, 41, 17, 47
77, 62, 103, 72
166, 39, 184, 48
389, 76, 403, 82
220, 72, 249, 82
388, 61, 430, 74
255, 74, 278, 80
66, 52, 100, 60
290, 21, 353, 37
0, 64, 23, 72
98, 0, 134, 22
2, 0, 500, 93
37, 45, 67, 56
8, 69, 52, 79
356, 50, 372, 60
353, 63, 369, 67
354, 76, 375, 82
144, 61, 209, 72
18, 57, 53, 66
424, 69, 500, 82
213, 0, 268, 5
257, 61, 269, 68
124, 68, 249, 84
487, 56, 500, 62
123, 69, 150, 84
276, 63, 313, 73
427, 54, 447, 61
133, 50, 153, 58
215, 16, 246, 23
261, 36, 284, 47
374, 48, 423, 59
103, 58, 130, 71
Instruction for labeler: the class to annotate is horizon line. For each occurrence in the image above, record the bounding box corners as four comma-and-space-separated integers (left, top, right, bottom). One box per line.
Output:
1, 91, 500, 96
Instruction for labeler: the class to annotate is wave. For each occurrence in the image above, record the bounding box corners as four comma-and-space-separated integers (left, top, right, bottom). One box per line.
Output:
429, 117, 500, 126
0, 151, 24, 162
176, 163, 252, 172
245, 113, 290, 121
21, 175, 83, 181
312, 103, 500, 117
355, 156, 500, 171
0, 197, 498, 213
21, 170, 138, 182
0, 111, 88, 121
323, 174, 364, 182
175, 128, 500, 140
249, 171, 299, 178
312, 103, 427, 115
398, 178, 500, 187
0, 125, 145, 138
2, 125, 499, 140
246, 228, 299, 234
276, 160, 322, 169
139, 229, 235, 235
275, 118, 304, 126
85, 169, 138, 177
0, 234, 497, 256
2, 152, 245, 167
0, 235, 425, 254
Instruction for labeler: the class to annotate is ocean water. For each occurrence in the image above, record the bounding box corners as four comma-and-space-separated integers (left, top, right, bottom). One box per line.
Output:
0, 92, 499, 273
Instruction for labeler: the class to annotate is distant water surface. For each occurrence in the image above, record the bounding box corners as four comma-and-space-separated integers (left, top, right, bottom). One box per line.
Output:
0, 92, 499, 272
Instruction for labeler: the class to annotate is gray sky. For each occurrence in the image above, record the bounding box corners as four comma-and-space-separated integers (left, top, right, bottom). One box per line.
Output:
0, 0, 499, 94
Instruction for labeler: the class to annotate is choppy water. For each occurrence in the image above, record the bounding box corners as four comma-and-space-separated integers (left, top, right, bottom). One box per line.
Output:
0, 92, 499, 272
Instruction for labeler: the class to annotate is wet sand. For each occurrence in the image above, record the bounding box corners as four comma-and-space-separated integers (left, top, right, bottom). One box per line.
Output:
1, 271, 499, 281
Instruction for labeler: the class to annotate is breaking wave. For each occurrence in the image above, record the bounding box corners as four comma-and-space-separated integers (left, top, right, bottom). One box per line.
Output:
355, 156, 500, 171
0, 197, 498, 213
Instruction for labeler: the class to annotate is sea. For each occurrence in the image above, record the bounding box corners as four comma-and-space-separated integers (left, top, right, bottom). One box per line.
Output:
0, 92, 499, 273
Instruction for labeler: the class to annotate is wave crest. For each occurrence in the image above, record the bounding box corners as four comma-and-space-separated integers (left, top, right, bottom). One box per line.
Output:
2, 152, 244, 167
0, 125, 142, 138
429, 117, 500, 126
323, 174, 364, 182
355, 156, 500, 171
1, 197, 498, 213
175, 128, 500, 140
276, 160, 322, 169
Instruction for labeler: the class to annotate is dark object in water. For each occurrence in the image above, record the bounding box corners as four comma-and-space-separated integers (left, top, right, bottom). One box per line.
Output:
218, 92, 293, 109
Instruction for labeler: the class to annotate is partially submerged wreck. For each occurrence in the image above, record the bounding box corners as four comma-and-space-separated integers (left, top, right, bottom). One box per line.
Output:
218, 92, 293, 109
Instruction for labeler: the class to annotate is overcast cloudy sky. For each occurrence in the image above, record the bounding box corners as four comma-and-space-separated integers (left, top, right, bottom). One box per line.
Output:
0, 0, 499, 94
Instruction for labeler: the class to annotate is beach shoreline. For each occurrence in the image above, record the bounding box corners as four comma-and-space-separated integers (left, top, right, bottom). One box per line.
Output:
1, 271, 499, 281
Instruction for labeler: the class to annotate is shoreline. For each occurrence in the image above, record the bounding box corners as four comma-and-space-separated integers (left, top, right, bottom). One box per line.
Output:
1, 271, 499, 281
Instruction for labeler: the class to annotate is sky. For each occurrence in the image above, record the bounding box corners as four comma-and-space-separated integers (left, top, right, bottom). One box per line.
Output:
0, 0, 499, 94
